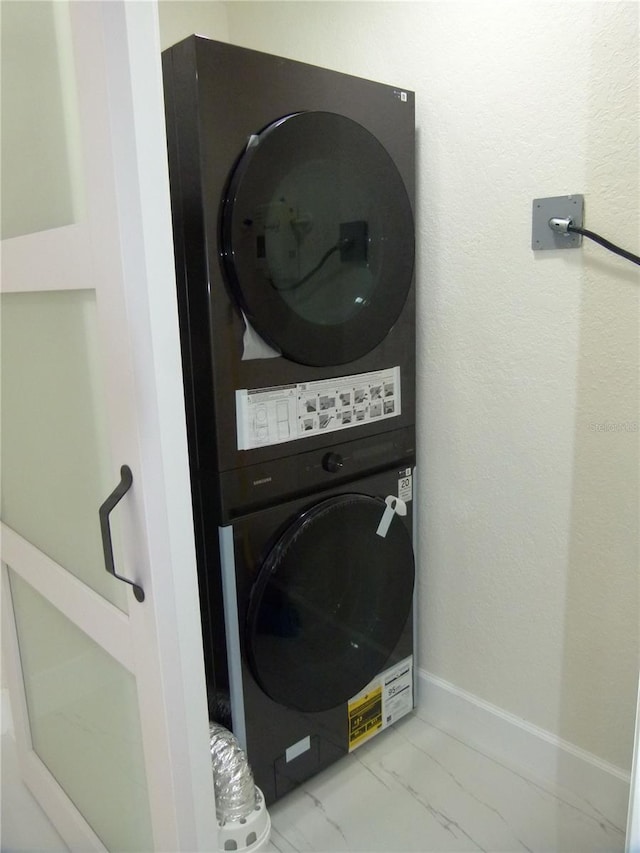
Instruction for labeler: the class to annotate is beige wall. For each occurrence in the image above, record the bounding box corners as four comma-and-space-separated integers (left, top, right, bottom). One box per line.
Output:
158, 0, 228, 49
158, 1, 639, 773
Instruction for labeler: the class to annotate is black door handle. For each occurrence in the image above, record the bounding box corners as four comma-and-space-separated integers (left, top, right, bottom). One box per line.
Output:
98, 465, 145, 602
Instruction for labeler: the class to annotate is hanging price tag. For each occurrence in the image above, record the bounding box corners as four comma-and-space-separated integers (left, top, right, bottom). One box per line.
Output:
376, 495, 407, 538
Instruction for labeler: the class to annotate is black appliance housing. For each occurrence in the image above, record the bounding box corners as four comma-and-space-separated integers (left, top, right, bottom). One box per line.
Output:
162, 37, 415, 483
162, 36, 417, 803
218, 430, 416, 804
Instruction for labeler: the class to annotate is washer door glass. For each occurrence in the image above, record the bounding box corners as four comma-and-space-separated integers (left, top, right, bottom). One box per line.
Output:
221, 112, 414, 366
245, 494, 414, 712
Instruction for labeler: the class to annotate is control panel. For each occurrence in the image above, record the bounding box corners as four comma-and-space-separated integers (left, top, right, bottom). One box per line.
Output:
218, 425, 415, 521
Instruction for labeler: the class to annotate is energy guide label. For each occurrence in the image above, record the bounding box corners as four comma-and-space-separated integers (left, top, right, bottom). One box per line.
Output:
348, 656, 413, 751
236, 366, 401, 450
348, 686, 383, 751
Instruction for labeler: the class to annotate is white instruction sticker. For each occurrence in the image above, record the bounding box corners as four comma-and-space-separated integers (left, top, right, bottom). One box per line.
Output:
348, 655, 413, 752
398, 469, 413, 502
236, 366, 401, 450
382, 657, 413, 727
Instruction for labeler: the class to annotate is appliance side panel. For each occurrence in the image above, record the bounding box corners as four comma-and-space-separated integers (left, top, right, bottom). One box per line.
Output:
219, 525, 248, 749
162, 39, 228, 706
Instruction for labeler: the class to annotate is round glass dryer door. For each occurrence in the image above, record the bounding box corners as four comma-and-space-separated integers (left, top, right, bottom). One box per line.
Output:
245, 494, 414, 712
221, 112, 414, 366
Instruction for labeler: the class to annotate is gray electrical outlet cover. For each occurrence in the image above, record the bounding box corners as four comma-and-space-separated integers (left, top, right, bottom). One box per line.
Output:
532, 195, 584, 250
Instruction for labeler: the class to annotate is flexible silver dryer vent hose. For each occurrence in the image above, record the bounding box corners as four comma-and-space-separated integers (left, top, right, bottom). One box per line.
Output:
209, 722, 257, 823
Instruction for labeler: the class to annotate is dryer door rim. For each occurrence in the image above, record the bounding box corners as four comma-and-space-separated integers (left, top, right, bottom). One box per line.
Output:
220, 110, 415, 367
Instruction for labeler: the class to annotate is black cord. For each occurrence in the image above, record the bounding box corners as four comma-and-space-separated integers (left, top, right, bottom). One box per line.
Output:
567, 225, 640, 267
271, 239, 353, 292
272, 243, 340, 292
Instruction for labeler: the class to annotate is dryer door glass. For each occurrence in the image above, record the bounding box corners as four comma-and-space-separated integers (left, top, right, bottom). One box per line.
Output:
246, 493, 414, 712
221, 112, 414, 367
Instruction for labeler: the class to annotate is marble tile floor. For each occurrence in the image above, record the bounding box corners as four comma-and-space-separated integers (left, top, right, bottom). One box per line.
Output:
1, 710, 626, 852
263, 713, 625, 853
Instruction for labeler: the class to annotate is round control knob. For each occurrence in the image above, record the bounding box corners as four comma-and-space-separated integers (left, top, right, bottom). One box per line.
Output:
322, 452, 344, 474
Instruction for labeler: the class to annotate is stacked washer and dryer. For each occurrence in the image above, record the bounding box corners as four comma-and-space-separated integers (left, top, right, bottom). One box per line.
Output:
162, 37, 417, 805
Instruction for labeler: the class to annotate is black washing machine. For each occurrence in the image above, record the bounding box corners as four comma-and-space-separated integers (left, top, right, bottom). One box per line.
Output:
161, 37, 417, 802
218, 426, 416, 804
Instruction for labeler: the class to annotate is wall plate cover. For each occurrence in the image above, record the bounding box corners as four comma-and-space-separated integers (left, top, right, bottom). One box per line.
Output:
532, 194, 584, 250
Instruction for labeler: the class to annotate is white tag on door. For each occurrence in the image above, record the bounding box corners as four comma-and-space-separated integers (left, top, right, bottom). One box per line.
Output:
376, 495, 407, 538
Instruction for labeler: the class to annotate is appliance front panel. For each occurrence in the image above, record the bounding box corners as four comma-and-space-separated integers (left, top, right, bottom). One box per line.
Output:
162, 37, 416, 477
219, 463, 415, 803
162, 37, 418, 806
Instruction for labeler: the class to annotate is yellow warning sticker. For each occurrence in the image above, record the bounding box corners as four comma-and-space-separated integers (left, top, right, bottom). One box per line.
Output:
348, 685, 383, 751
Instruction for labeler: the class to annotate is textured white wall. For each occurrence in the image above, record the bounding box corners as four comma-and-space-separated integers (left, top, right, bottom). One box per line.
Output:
158, 1, 229, 49
161, 1, 639, 772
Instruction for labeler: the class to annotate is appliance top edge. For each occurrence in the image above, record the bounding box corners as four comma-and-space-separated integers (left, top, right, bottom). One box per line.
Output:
162, 33, 416, 100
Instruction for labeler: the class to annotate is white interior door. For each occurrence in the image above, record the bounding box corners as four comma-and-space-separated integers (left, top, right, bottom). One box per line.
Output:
628, 682, 639, 852
1, 2, 217, 850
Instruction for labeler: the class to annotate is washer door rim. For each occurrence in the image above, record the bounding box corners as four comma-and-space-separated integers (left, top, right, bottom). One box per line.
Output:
245, 492, 415, 713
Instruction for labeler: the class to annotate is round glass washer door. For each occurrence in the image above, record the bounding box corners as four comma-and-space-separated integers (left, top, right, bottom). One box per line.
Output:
220, 112, 415, 366
245, 494, 415, 712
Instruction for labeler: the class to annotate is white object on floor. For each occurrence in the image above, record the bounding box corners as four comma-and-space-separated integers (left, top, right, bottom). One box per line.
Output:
217, 786, 271, 853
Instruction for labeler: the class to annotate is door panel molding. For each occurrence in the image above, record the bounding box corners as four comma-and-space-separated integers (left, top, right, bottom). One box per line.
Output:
1, 563, 107, 851
1, 524, 133, 672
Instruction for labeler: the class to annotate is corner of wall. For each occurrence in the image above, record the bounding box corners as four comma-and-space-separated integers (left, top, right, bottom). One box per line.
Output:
158, 1, 230, 51
416, 666, 631, 833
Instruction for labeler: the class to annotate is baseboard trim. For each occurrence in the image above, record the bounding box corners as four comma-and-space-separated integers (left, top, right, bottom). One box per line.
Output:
416, 668, 630, 831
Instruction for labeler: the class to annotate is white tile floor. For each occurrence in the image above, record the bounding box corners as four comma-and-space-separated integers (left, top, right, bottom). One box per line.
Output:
264, 713, 626, 853
1, 708, 627, 852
